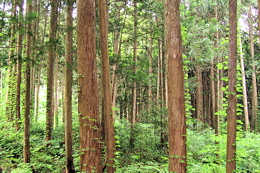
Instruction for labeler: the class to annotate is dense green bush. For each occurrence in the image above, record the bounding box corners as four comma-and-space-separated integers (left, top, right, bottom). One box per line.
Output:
0, 122, 67, 172
115, 119, 165, 165
0, 122, 23, 172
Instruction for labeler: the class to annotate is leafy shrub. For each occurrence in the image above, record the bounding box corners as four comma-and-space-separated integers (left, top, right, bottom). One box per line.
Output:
115, 119, 165, 166
116, 162, 167, 173
0, 122, 23, 172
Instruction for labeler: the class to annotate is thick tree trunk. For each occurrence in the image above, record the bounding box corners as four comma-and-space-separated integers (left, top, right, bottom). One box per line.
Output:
226, 0, 237, 171
77, 0, 102, 172
64, 0, 75, 172
46, 0, 58, 142
24, 0, 32, 163
165, 0, 187, 172
98, 0, 116, 171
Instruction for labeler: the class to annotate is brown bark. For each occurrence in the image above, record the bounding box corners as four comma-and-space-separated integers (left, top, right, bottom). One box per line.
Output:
132, 0, 138, 125
77, 0, 102, 172
226, 0, 237, 171
249, 6, 258, 131
15, 0, 24, 130
24, 0, 32, 163
148, 32, 153, 113
165, 0, 187, 172
64, 0, 75, 172
46, 0, 58, 142
6, 0, 17, 121
130, 0, 138, 147
54, 58, 60, 129
210, 61, 216, 128
239, 38, 249, 131
35, 3, 48, 123
111, 2, 124, 118
34, 66, 41, 123
196, 67, 204, 122
98, 0, 116, 171
156, 39, 162, 105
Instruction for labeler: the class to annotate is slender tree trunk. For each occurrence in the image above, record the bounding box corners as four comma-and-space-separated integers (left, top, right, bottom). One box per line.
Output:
249, 6, 258, 131
35, 3, 48, 123
165, 0, 187, 172
6, 0, 17, 122
156, 39, 162, 105
77, 0, 102, 171
148, 31, 153, 114
98, 0, 116, 171
196, 66, 204, 122
15, 0, 24, 130
210, 60, 216, 128
64, 0, 75, 172
130, 0, 138, 147
226, 0, 237, 171
239, 38, 249, 131
24, 0, 32, 163
111, 63, 118, 118
34, 66, 41, 123
111, 4, 125, 118
46, 0, 58, 142
132, 0, 138, 125
54, 55, 59, 129
204, 72, 211, 125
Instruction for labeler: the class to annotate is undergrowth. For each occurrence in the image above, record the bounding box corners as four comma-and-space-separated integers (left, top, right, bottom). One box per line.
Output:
0, 120, 260, 172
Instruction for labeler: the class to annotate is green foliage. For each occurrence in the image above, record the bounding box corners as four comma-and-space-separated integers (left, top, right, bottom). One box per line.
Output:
187, 123, 260, 173
0, 122, 69, 172
116, 162, 167, 173
115, 118, 165, 166
236, 132, 260, 172
0, 122, 23, 171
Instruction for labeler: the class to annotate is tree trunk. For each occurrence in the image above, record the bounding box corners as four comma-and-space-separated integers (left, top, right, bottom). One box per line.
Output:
34, 67, 41, 123
165, 0, 187, 172
226, 0, 237, 171
130, 0, 138, 147
148, 31, 153, 114
64, 0, 75, 172
249, 6, 258, 132
111, 0, 122, 118
46, 0, 58, 142
239, 37, 249, 131
210, 60, 216, 128
196, 66, 204, 122
15, 0, 24, 130
24, 0, 32, 163
35, 2, 48, 123
98, 0, 116, 171
156, 39, 162, 105
6, 0, 17, 122
77, 0, 102, 171
54, 56, 59, 129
